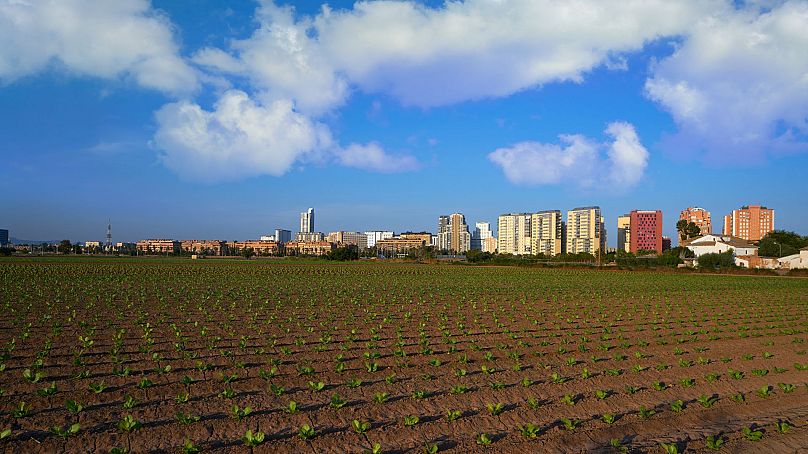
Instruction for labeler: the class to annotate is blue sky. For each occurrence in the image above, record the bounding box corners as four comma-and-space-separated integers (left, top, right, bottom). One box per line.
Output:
1, 0, 807, 244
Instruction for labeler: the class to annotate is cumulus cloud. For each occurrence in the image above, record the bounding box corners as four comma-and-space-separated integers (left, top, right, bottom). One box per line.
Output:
645, 1, 808, 161
153, 90, 331, 181
336, 142, 420, 173
0, 0, 197, 95
488, 122, 648, 189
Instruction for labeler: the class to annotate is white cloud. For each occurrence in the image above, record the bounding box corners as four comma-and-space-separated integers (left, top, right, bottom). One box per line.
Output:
336, 142, 420, 173
311, 0, 719, 107
488, 122, 648, 189
193, 3, 348, 115
0, 0, 197, 95
645, 1, 808, 161
153, 90, 331, 181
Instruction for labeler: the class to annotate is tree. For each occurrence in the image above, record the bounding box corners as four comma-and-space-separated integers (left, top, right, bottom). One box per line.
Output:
325, 245, 359, 261
758, 230, 807, 257
58, 240, 72, 254
241, 247, 255, 259
677, 220, 701, 242
697, 250, 735, 269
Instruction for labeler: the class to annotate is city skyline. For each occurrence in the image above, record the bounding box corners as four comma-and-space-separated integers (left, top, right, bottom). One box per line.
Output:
2, 1, 807, 244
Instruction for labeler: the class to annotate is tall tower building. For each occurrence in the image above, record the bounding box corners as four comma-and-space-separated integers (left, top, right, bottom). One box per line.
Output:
679, 207, 712, 236
531, 210, 564, 256
497, 213, 532, 255
617, 214, 631, 253
629, 210, 663, 254
299, 208, 314, 234
723, 205, 774, 242
438, 213, 471, 253
566, 206, 604, 255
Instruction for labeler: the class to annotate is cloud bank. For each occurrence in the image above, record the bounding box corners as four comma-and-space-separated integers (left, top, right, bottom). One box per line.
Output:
0, 0, 197, 95
2, 0, 807, 181
488, 122, 649, 189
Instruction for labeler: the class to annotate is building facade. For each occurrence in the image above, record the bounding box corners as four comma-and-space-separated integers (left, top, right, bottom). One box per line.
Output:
365, 231, 394, 248
616, 214, 631, 253
296, 232, 324, 242
723, 205, 774, 242
679, 207, 712, 236
566, 207, 604, 255
326, 231, 369, 249
376, 236, 429, 254
531, 210, 563, 256
438, 213, 471, 253
180, 240, 227, 256
497, 213, 532, 255
629, 210, 663, 254
136, 239, 180, 254
285, 241, 334, 256
0, 229, 9, 246
682, 234, 759, 267
299, 208, 314, 234
232, 240, 280, 256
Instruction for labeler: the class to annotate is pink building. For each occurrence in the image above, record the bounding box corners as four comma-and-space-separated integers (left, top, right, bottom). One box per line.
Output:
630, 210, 663, 254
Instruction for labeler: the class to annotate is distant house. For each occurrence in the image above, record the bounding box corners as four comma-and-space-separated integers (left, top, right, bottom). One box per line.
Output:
778, 247, 808, 270
681, 234, 758, 267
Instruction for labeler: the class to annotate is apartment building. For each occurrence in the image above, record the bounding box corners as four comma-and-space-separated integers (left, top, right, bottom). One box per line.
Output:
136, 239, 180, 254
679, 207, 712, 235
723, 205, 774, 242
497, 213, 532, 255
629, 210, 663, 254
438, 213, 471, 253
566, 207, 604, 255
531, 210, 564, 256
616, 214, 631, 253
365, 231, 394, 248
326, 231, 368, 249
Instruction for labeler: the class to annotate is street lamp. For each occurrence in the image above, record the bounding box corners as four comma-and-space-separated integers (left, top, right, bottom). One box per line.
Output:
772, 240, 782, 257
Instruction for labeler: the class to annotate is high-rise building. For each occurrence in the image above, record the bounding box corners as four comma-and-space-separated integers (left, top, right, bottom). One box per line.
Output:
365, 231, 394, 248
566, 206, 604, 255
299, 208, 314, 234
723, 205, 774, 242
438, 213, 471, 253
531, 210, 564, 256
0, 229, 8, 246
616, 214, 631, 253
679, 207, 712, 236
497, 213, 532, 255
275, 229, 292, 244
629, 210, 663, 254
471, 222, 494, 250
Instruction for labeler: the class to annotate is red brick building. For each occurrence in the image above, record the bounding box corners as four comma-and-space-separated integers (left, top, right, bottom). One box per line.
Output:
629, 210, 663, 254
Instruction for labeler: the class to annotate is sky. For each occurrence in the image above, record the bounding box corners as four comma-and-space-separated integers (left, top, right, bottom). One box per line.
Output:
1, 0, 807, 245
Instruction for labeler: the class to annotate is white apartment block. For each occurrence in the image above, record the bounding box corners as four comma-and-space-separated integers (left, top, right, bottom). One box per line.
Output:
566, 206, 604, 255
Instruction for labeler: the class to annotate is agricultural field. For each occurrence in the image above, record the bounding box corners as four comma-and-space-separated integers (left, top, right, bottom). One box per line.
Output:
1, 259, 807, 453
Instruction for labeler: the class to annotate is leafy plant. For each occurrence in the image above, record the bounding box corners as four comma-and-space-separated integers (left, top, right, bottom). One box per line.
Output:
298, 424, 315, 440
352, 419, 371, 434
486, 402, 505, 416
66, 399, 83, 414
670, 400, 684, 413
775, 420, 791, 434
520, 423, 540, 438
118, 414, 141, 432
230, 404, 252, 419
742, 426, 763, 441
602, 413, 616, 424
242, 429, 265, 447
476, 433, 493, 445
51, 423, 80, 438
705, 435, 724, 450
403, 415, 419, 427
697, 395, 718, 408
560, 418, 579, 431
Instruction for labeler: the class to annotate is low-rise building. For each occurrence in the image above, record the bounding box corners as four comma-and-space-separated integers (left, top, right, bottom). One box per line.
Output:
682, 234, 758, 266
376, 236, 429, 254
181, 240, 228, 256
778, 247, 808, 270
285, 241, 334, 256
327, 231, 369, 249
365, 231, 394, 248
137, 239, 180, 254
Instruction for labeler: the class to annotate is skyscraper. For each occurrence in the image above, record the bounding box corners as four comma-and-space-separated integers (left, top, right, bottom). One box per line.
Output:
629, 210, 663, 254
299, 208, 314, 234
723, 205, 774, 242
0, 229, 8, 246
275, 229, 292, 244
566, 206, 604, 255
438, 213, 471, 253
